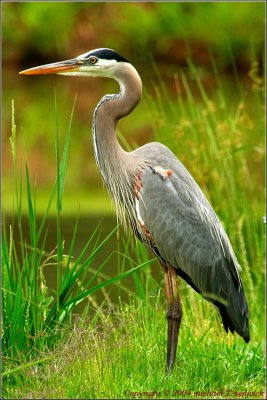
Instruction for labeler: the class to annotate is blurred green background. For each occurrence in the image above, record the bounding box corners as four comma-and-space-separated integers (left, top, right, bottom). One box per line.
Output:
2, 1, 265, 215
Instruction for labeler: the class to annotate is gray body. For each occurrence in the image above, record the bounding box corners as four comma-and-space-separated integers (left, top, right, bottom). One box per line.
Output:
134, 142, 249, 340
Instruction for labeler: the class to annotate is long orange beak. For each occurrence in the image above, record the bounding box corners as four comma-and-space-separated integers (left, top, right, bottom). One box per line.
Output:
19, 58, 80, 75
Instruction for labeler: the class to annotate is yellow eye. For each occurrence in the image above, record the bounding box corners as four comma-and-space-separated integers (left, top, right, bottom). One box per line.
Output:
89, 56, 98, 64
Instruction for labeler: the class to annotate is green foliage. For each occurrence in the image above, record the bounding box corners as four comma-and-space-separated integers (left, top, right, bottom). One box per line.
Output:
2, 299, 265, 399
117, 2, 264, 60
2, 101, 155, 366
3, 2, 264, 63
2, 2, 86, 58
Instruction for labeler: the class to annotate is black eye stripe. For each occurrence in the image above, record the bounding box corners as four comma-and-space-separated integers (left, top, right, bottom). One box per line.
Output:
79, 49, 129, 63
87, 49, 129, 63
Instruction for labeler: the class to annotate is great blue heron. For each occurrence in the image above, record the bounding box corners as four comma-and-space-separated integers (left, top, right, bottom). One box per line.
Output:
20, 48, 250, 371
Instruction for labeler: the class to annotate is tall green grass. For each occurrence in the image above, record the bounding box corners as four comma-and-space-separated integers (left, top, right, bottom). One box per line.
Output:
2, 55, 265, 398
4, 299, 264, 399
2, 100, 155, 376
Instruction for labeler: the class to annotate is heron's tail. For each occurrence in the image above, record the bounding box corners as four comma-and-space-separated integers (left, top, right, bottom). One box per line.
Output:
176, 258, 250, 342
215, 282, 250, 343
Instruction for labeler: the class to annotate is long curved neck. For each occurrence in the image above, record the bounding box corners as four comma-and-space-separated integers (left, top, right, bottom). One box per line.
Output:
92, 63, 143, 194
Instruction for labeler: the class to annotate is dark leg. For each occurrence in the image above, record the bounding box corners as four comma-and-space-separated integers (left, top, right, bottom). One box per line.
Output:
161, 262, 182, 372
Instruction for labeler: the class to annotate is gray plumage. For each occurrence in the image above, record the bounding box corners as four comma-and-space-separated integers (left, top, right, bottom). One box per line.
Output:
20, 47, 250, 371
135, 142, 249, 341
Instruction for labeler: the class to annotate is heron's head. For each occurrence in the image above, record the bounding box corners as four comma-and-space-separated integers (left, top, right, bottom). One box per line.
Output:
19, 48, 130, 79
